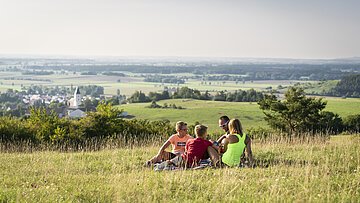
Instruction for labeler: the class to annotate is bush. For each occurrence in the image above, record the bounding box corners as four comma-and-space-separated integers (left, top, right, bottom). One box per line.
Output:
0, 102, 178, 149
343, 114, 360, 133
0, 117, 34, 142
317, 111, 344, 134
26, 107, 63, 141
121, 119, 174, 142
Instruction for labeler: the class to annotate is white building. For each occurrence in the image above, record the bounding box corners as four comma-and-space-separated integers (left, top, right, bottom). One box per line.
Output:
67, 87, 86, 118
73, 86, 81, 107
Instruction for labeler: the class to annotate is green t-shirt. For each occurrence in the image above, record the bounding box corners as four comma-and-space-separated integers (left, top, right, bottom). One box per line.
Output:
221, 133, 246, 167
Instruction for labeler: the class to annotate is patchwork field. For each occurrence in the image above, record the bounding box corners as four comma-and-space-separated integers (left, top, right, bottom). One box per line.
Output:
0, 71, 313, 96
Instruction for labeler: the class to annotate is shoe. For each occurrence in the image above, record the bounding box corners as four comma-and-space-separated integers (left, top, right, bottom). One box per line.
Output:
199, 158, 211, 166
154, 161, 169, 171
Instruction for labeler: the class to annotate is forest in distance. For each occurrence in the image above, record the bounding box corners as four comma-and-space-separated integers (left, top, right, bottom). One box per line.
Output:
2, 56, 360, 80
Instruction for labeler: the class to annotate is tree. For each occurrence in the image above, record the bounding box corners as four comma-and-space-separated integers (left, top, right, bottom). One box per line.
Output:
128, 91, 150, 103
83, 98, 94, 111
258, 87, 327, 135
318, 111, 343, 134
343, 114, 360, 133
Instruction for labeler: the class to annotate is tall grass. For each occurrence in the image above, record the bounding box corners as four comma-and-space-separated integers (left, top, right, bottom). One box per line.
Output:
1, 135, 359, 202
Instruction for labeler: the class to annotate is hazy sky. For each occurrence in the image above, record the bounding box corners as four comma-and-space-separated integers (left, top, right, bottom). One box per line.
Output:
1, 0, 359, 59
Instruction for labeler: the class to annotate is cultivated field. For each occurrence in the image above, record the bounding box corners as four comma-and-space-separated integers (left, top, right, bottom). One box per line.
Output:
1, 135, 359, 202
0, 71, 313, 96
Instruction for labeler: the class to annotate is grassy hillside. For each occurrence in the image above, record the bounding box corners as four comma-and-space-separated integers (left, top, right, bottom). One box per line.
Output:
1, 136, 359, 202
116, 98, 360, 134
303, 80, 339, 95
116, 99, 265, 134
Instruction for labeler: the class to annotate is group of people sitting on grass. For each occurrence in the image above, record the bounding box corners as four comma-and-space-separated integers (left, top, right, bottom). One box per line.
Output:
145, 116, 253, 170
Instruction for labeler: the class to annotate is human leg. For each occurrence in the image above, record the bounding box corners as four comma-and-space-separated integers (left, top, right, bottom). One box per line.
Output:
207, 146, 221, 167
146, 151, 175, 166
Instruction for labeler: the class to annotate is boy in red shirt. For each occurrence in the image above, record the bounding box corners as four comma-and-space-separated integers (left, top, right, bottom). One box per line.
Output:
155, 124, 219, 170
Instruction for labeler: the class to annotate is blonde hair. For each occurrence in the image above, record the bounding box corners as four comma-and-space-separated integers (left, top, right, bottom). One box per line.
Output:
176, 121, 187, 131
228, 118, 243, 135
194, 125, 207, 138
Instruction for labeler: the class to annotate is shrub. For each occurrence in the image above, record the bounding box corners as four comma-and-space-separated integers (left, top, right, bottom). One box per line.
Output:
0, 117, 34, 142
343, 114, 360, 133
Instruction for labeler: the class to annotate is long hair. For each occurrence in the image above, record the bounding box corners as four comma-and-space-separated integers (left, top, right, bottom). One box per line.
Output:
228, 118, 243, 135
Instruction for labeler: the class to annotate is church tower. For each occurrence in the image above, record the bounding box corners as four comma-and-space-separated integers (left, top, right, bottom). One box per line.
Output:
73, 86, 81, 107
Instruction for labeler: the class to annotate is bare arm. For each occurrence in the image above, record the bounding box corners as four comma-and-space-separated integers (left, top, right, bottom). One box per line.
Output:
156, 140, 171, 157
221, 137, 230, 152
216, 134, 227, 143
245, 136, 253, 165
211, 143, 219, 151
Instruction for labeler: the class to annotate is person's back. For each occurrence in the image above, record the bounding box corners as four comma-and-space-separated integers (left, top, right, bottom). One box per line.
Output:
155, 124, 220, 170
184, 137, 213, 167
221, 118, 253, 167
222, 133, 246, 167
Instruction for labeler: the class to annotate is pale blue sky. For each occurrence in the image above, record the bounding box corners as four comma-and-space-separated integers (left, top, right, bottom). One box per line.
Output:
0, 0, 359, 59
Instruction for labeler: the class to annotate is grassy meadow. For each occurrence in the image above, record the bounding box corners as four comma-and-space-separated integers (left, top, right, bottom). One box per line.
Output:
1, 71, 360, 202
1, 135, 359, 202
116, 98, 360, 134
116, 99, 264, 134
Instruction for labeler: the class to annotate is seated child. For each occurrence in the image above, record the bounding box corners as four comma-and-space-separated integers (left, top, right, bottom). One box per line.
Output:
146, 121, 193, 166
156, 124, 219, 170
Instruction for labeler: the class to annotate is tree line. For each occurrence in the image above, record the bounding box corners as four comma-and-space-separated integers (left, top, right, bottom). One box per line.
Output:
28, 63, 360, 80
143, 75, 185, 84
127, 87, 265, 103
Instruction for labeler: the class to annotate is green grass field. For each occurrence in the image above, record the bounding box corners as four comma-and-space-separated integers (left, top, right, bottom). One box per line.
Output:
1, 135, 359, 202
116, 98, 360, 134
116, 99, 264, 134
324, 97, 360, 117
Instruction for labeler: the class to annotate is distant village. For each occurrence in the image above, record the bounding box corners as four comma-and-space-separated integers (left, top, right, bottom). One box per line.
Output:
1, 86, 126, 118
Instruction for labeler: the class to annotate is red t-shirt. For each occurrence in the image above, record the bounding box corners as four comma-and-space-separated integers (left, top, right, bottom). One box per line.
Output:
182, 138, 213, 167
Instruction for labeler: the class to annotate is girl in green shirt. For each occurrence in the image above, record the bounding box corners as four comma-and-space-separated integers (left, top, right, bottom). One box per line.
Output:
221, 118, 253, 167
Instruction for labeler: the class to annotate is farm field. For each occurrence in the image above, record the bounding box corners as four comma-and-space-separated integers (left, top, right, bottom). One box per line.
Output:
1, 135, 359, 202
116, 98, 360, 134
325, 97, 360, 117
0, 71, 313, 96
